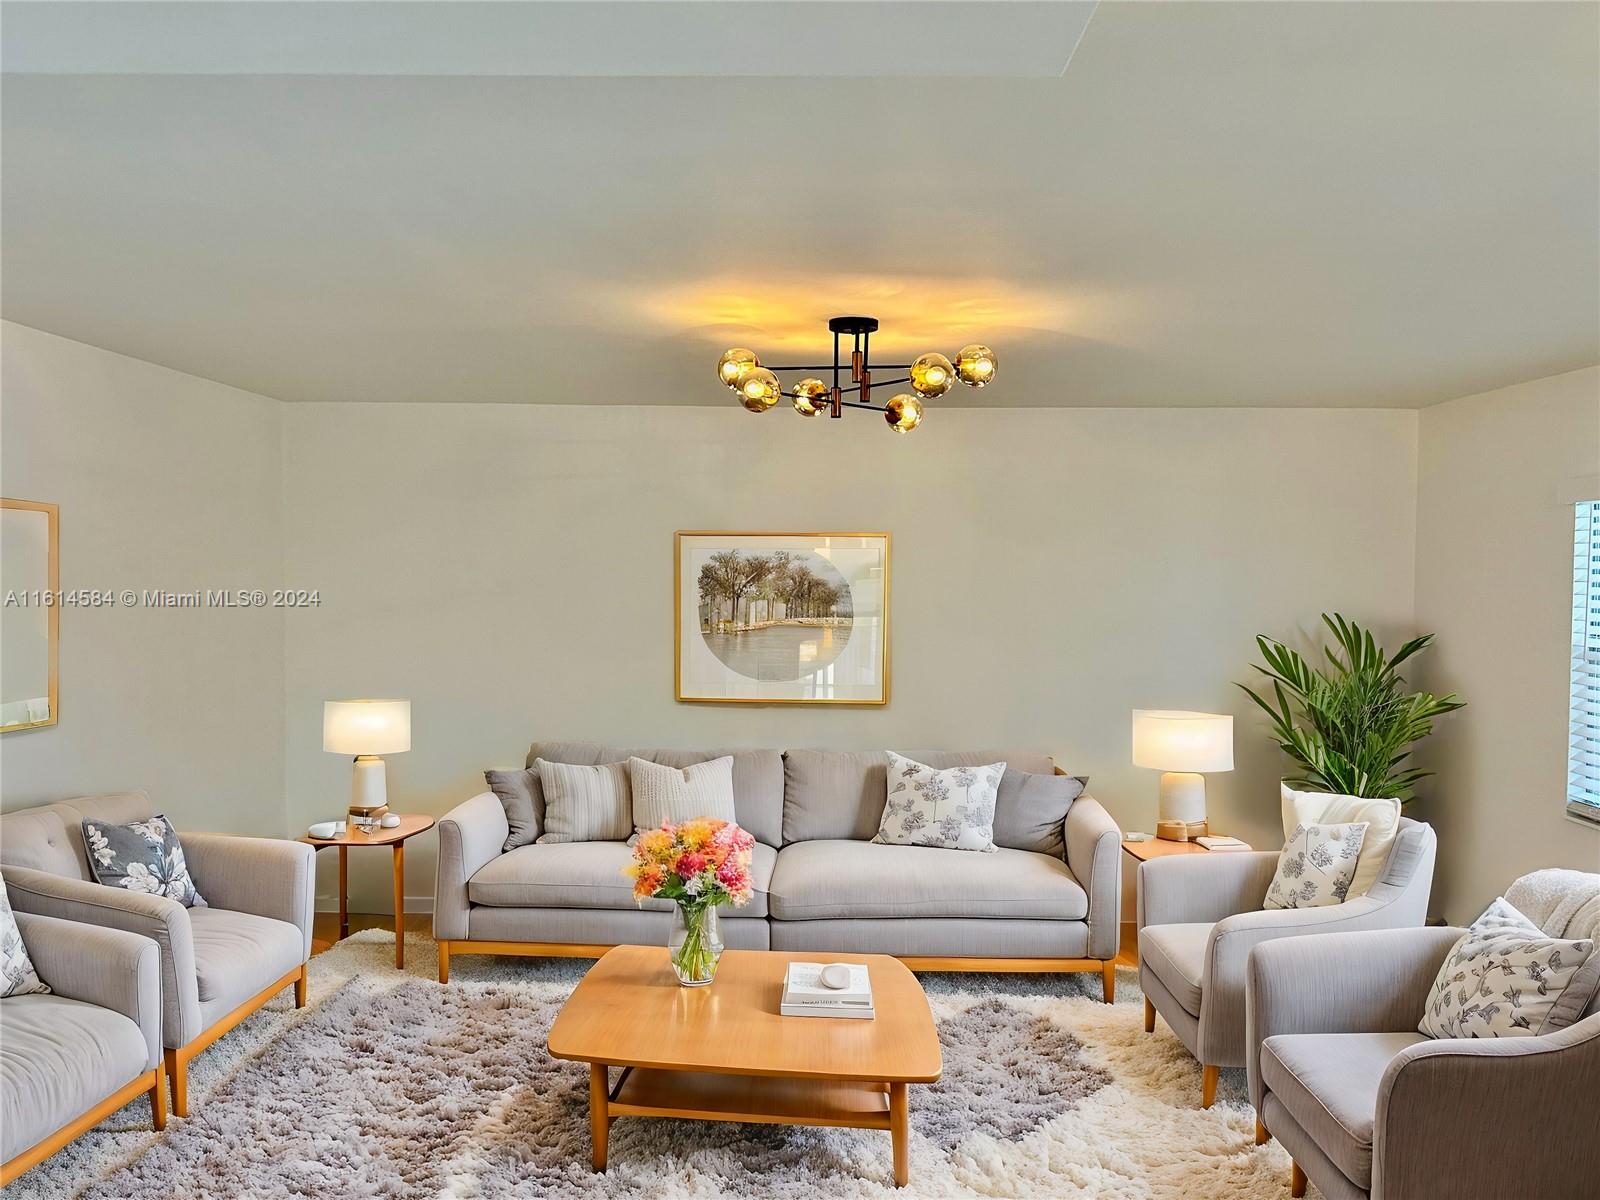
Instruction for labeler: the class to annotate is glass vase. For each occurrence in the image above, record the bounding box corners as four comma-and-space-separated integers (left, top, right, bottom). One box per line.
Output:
668, 902, 723, 986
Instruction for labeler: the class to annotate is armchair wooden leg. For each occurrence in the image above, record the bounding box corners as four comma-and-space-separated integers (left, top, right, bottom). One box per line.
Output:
294, 963, 307, 1008
1290, 1161, 1307, 1197
1143, 997, 1156, 1032
149, 1069, 167, 1131
1255, 1117, 1267, 1145
1101, 960, 1116, 1004
164, 1048, 189, 1118
438, 940, 451, 984
1200, 1064, 1219, 1108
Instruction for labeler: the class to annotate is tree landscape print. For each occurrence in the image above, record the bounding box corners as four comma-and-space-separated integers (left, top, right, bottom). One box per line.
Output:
677, 533, 889, 704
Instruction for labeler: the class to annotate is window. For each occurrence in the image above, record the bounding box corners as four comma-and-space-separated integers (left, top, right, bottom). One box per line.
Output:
1571, 500, 1600, 826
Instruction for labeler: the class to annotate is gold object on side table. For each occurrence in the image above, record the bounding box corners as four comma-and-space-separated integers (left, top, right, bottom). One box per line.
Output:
1155, 818, 1209, 842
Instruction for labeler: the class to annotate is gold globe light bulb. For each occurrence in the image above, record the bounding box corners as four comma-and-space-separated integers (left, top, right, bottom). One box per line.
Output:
738, 367, 782, 412
909, 352, 955, 397
717, 348, 760, 391
884, 394, 924, 434
792, 378, 828, 417
954, 344, 997, 387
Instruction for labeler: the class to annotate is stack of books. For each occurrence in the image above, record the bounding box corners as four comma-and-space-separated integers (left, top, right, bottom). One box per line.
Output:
781, 961, 875, 1019
1195, 835, 1252, 852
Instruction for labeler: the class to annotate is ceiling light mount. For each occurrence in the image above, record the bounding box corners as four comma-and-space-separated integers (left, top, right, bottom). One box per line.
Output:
718, 315, 996, 432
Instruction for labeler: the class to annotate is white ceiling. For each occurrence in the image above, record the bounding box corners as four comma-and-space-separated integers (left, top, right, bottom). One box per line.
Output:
2, 0, 1596, 408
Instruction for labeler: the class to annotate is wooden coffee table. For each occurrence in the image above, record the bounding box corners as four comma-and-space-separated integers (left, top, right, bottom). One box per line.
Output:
547, 946, 942, 1187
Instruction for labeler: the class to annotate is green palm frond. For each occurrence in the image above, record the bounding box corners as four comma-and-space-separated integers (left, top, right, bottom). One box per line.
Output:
1235, 613, 1464, 805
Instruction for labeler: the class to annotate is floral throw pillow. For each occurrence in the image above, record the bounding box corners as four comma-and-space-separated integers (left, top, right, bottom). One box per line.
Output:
82, 813, 207, 907
1262, 820, 1368, 909
872, 753, 1005, 852
1, 884, 49, 997
1419, 897, 1600, 1039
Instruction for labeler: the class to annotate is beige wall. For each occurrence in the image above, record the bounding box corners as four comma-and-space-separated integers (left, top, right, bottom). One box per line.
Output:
282, 402, 1419, 911
0, 321, 287, 835
1414, 366, 1600, 923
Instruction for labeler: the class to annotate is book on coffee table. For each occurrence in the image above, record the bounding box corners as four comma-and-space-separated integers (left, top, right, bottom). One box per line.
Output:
781, 961, 875, 1019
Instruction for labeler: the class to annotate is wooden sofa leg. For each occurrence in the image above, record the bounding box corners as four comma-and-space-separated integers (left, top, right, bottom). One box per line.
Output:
1100, 960, 1115, 1004
1143, 997, 1156, 1032
438, 940, 451, 984
149, 1067, 167, 1131
1201, 1064, 1219, 1108
164, 1048, 189, 1118
294, 964, 308, 1008
1254, 1117, 1267, 1145
1290, 1161, 1307, 1197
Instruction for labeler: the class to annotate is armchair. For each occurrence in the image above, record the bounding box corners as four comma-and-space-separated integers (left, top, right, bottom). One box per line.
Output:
2, 913, 164, 1184
1247, 924, 1600, 1199
1137, 816, 1435, 1104
0, 791, 314, 1116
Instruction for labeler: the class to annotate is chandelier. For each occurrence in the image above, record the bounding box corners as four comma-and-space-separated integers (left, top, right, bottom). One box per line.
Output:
717, 316, 997, 433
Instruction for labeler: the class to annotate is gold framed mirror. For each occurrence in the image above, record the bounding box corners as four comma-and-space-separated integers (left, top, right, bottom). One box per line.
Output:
1, 498, 59, 732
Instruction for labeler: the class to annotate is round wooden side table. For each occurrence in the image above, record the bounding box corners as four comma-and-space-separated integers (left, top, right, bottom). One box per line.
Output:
301, 814, 436, 969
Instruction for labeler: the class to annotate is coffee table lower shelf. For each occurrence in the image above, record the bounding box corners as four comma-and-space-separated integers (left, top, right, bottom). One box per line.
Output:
589, 1064, 911, 1185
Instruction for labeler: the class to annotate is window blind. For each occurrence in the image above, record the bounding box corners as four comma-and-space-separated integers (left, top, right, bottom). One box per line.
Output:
1571, 500, 1600, 826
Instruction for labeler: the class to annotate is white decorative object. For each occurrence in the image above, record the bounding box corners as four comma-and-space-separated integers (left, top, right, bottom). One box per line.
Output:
1263, 821, 1368, 908
782, 960, 874, 1019
873, 753, 1004, 852
1280, 783, 1401, 898
307, 820, 340, 839
324, 699, 411, 818
380, 813, 402, 829
819, 963, 853, 990
1131, 710, 1233, 839
1420, 897, 1600, 1038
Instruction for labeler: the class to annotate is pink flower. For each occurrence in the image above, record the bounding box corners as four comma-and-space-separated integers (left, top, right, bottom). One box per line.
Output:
675, 851, 709, 878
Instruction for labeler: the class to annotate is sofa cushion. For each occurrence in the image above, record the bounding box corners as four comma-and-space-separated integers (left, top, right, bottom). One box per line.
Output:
1262, 1031, 1427, 1189
188, 907, 305, 1011
484, 767, 542, 850
535, 759, 632, 843
1138, 922, 1211, 1016
469, 840, 777, 919
0, 993, 149, 1163
768, 839, 1087, 921
782, 749, 1057, 845
530, 743, 782, 849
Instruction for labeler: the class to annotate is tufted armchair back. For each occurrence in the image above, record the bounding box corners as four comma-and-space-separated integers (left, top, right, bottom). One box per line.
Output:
0, 791, 159, 880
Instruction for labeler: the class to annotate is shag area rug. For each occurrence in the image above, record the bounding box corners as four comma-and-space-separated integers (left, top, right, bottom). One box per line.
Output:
12, 930, 1304, 1199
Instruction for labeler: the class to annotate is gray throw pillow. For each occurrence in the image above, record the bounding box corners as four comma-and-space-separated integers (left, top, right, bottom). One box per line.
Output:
0, 886, 49, 997
484, 767, 543, 851
82, 813, 207, 907
535, 759, 632, 843
992, 769, 1087, 857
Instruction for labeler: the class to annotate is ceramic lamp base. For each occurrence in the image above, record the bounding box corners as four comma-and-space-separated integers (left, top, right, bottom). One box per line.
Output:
349, 755, 389, 829
1156, 771, 1207, 840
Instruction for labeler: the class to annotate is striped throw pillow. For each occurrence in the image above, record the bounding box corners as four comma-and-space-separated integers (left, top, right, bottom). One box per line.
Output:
535, 759, 632, 843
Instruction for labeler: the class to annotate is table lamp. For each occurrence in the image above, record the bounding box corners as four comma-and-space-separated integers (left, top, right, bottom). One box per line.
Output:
1131, 709, 1234, 841
324, 699, 410, 830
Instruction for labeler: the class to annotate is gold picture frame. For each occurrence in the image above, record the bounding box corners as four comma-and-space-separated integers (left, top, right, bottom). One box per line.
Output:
1, 498, 60, 733
675, 531, 890, 705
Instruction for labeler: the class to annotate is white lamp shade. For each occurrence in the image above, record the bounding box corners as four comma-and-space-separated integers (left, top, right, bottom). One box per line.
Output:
323, 699, 411, 756
1131, 710, 1234, 773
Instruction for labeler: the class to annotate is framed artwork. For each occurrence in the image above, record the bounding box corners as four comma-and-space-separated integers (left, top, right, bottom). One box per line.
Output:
675, 531, 890, 705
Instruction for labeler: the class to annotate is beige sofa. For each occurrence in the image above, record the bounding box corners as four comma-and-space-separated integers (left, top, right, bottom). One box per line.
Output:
0, 791, 315, 1116
435, 744, 1123, 997
1, 913, 164, 1185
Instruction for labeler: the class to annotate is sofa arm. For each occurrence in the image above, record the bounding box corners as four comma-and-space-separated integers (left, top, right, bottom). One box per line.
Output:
181, 833, 315, 960
1137, 851, 1280, 929
1372, 1012, 1600, 1199
13, 911, 163, 1070
433, 791, 508, 941
3, 865, 202, 1048
1246, 925, 1463, 1110
1064, 795, 1121, 959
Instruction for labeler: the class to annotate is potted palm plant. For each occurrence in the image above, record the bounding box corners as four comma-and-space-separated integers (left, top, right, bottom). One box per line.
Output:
1238, 613, 1464, 803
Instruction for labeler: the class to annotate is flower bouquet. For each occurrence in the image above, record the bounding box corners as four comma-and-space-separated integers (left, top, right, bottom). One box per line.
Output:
624, 817, 755, 986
